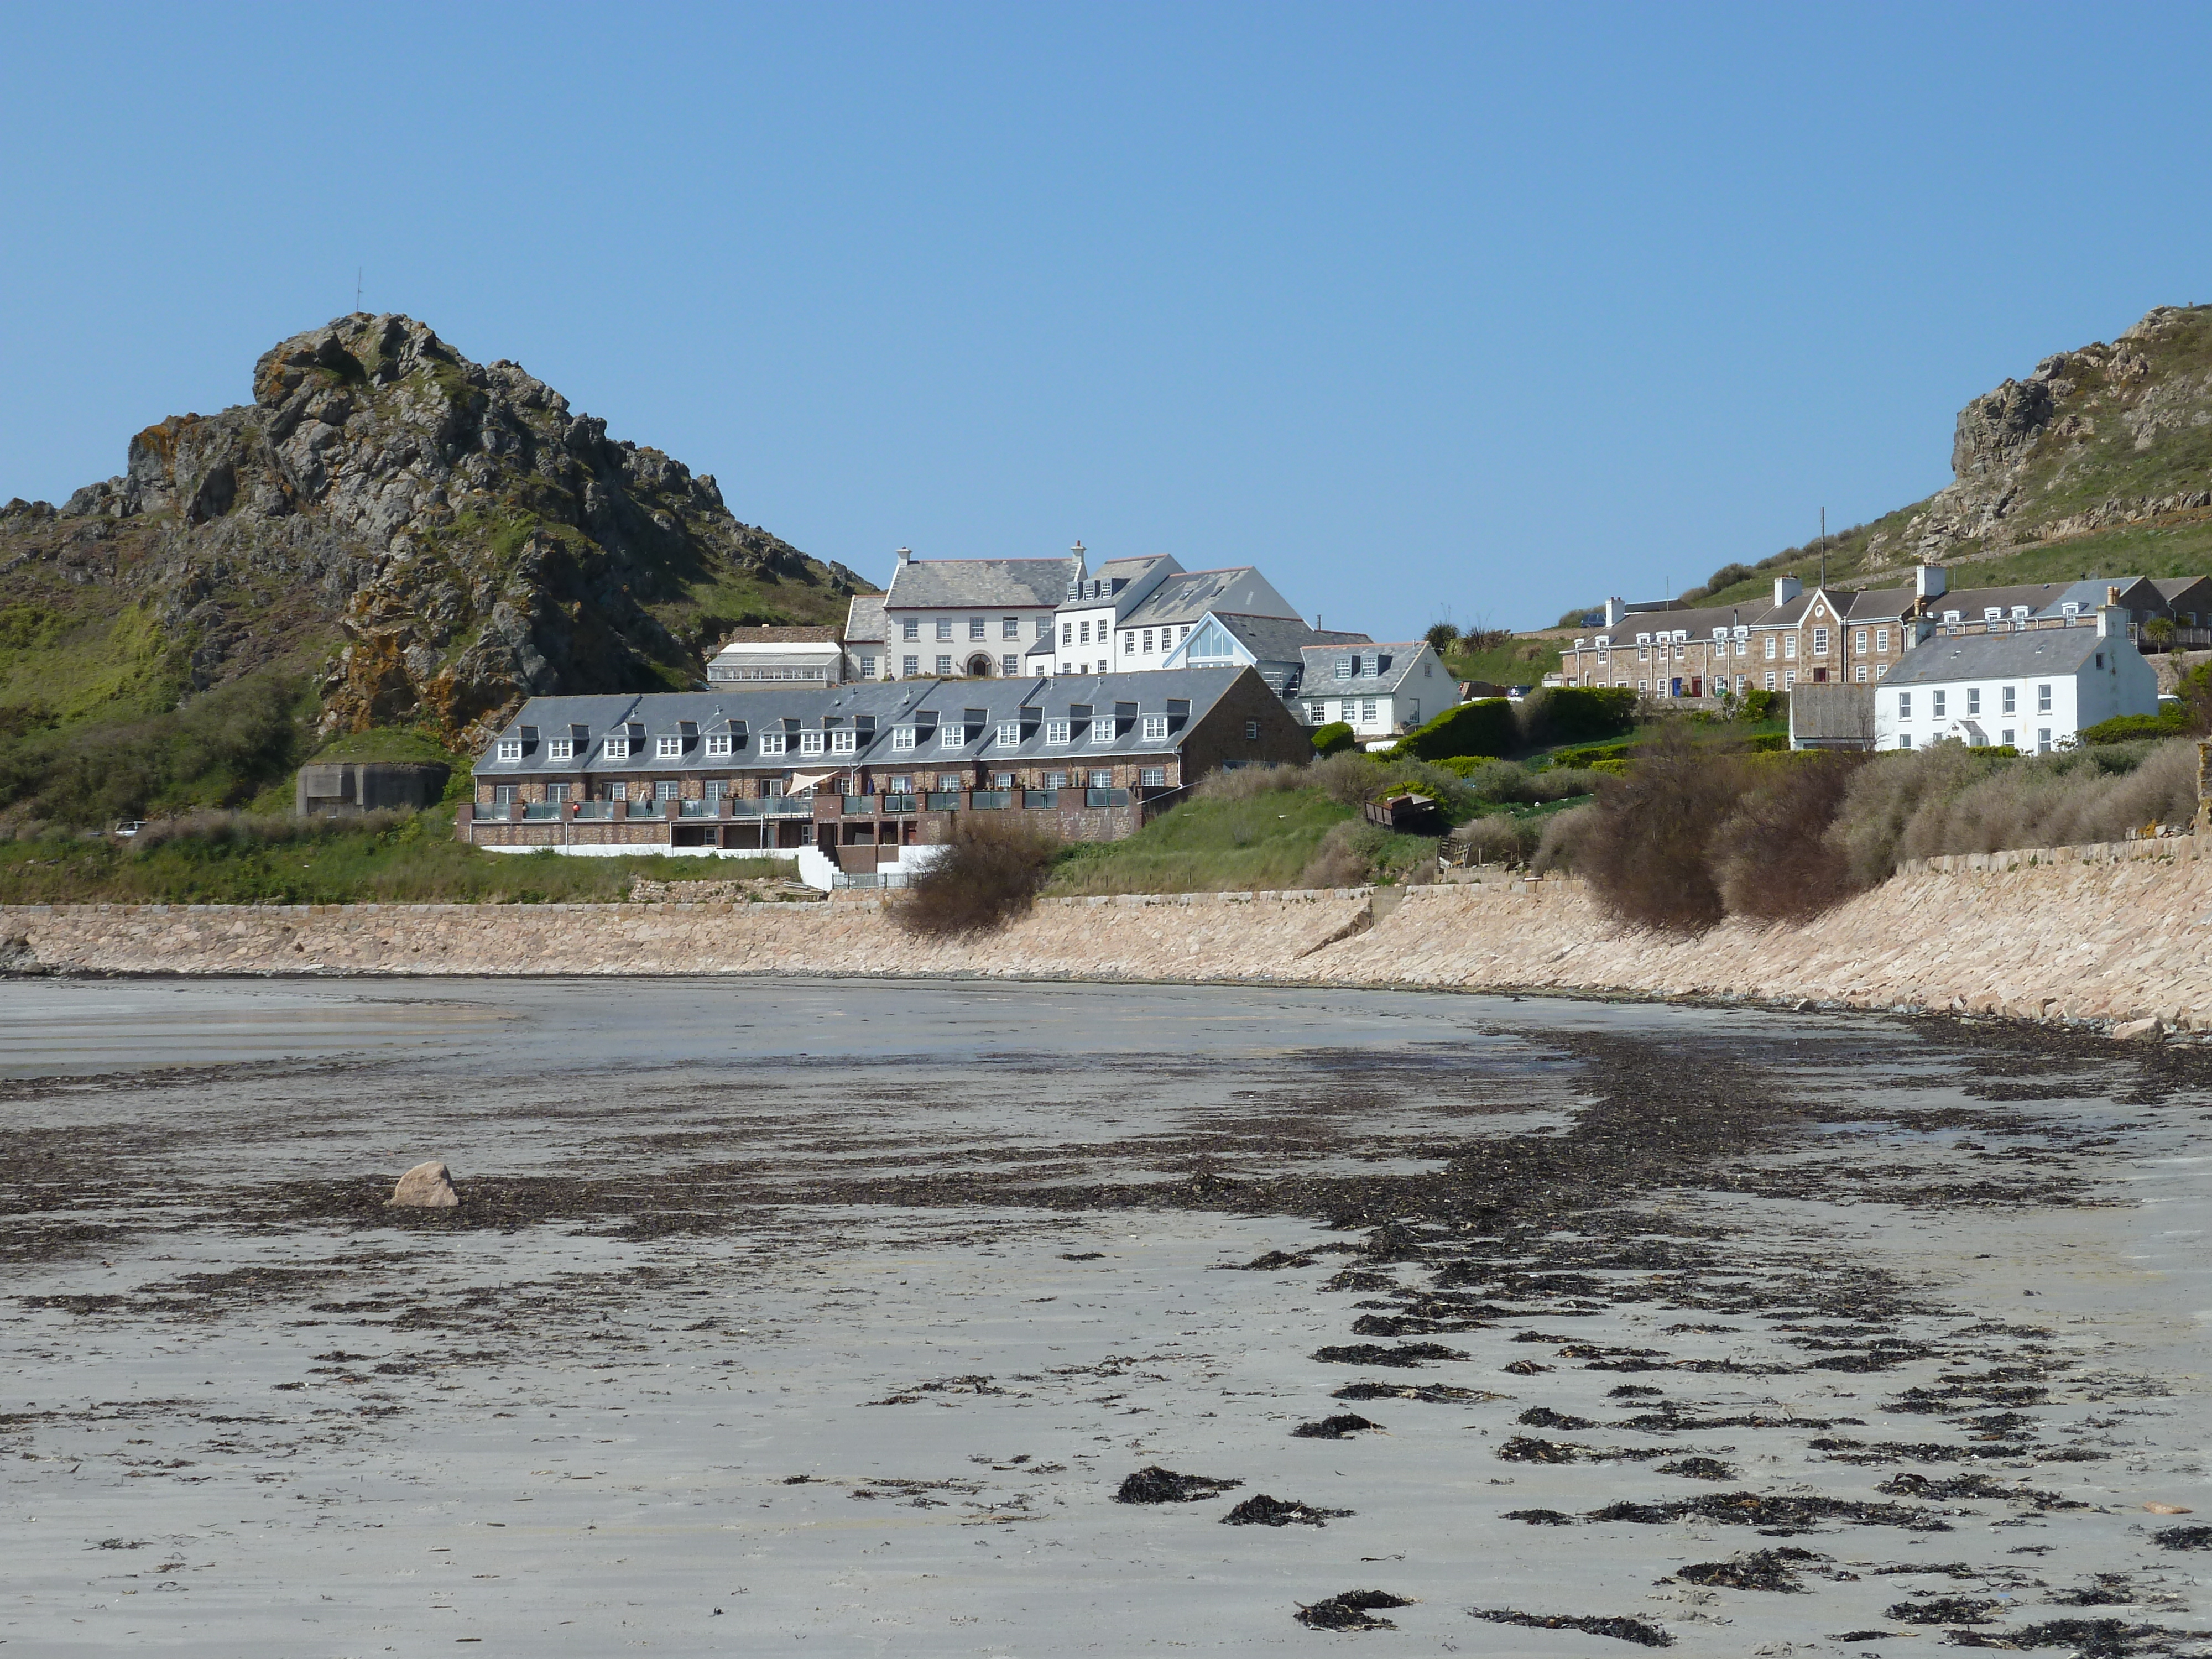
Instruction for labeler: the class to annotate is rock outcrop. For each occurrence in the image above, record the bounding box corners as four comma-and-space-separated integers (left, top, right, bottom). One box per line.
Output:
2, 315, 868, 748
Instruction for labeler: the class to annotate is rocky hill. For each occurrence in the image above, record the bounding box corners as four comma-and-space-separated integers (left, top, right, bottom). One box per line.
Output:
1639, 304, 2212, 614
0, 314, 868, 755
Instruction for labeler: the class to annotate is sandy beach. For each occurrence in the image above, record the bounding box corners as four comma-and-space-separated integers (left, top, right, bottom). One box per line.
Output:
3, 977, 2208, 1655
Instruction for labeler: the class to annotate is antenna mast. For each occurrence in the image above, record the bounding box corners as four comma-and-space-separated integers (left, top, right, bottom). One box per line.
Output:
1819, 507, 1828, 588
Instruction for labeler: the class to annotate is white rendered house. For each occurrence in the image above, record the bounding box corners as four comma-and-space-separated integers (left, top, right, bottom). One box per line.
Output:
1874, 596, 2158, 753
1291, 642, 1453, 738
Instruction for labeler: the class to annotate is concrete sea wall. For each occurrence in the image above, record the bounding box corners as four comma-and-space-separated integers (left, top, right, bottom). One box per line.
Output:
6, 834, 2210, 1028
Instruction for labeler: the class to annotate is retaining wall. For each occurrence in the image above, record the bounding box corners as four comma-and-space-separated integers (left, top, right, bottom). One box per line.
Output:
5, 834, 2209, 1027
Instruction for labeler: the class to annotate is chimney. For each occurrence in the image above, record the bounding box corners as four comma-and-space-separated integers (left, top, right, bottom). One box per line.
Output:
895, 546, 911, 565
1772, 575, 1802, 607
2098, 588, 2127, 639
1604, 597, 1627, 627
1916, 562, 1947, 601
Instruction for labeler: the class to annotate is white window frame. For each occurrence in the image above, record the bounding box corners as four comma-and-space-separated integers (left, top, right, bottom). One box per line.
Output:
1813, 627, 1829, 655
1898, 691, 1912, 719
797, 732, 824, 756
936, 619, 953, 641
546, 738, 574, 761
602, 737, 631, 761
2037, 684, 2052, 713
706, 734, 732, 757
1361, 699, 1378, 723
1045, 719, 1072, 745
758, 732, 787, 756
831, 731, 857, 755
893, 726, 917, 751
969, 617, 986, 640
902, 655, 919, 678
998, 722, 1021, 746
2002, 686, 2016, 715
939, 724, 964, 749
655, 735, 682, 758
1966, 687, 1980, 715
858, 655, 876, 677
1141, 715, 1168, 741
902, 619, 920, 641
936, 655, 953, 676
497, 739, 523, 761
1001, 654, 1018, 676
1002, 617, 1020, 640
1089, 717, 1113, 743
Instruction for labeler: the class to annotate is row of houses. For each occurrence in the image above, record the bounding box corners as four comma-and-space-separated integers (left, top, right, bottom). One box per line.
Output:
703, 544, 1448, 744
462, 665, 1312, 884
1557, 566, 2211, 705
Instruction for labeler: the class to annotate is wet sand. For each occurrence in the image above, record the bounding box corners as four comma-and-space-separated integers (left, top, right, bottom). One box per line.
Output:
3, 978, 2209, 1655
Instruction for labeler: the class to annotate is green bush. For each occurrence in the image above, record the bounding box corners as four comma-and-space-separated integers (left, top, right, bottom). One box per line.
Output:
1519, 685, 1637, 747
1311, 721, 1357, 757
1394, 698, 1514, 762
2079, 708, 2190, 745
1739, 687, 1786, 722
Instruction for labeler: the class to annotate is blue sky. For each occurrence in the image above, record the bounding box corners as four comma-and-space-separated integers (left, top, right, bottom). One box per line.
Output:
4, 4, 2209, 637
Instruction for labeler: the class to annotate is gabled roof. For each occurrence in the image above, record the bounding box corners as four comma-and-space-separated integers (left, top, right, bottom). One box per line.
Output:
1295, 642, 1438, 696
843, 593, 887, 644
2033, 577, 2160, 618
884, 555, 1081, 611
1881, 628, 2109, 687
1174, 612, 1366, 666
2151, 575, 2212, 604
1121, 566, 1300, 627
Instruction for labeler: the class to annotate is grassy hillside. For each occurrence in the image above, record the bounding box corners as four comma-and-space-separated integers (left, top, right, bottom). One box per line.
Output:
0, 808, 789, 904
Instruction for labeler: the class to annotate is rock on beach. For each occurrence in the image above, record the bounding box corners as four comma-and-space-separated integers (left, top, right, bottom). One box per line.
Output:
389, 1160, 460, 1208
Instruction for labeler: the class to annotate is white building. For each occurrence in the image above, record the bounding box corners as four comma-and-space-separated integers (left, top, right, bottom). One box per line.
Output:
1875, 596, 2158, 753
1292, 642, 1453, 739
706, 626, 848, 688
1026, 562, 1311, 677
879, 546, 1080, 680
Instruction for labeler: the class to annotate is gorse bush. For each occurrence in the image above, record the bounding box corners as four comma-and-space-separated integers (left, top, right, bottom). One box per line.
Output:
1573, 726, 1750, 933
893, 817, 1060, 936
1708, 753, 1865, 923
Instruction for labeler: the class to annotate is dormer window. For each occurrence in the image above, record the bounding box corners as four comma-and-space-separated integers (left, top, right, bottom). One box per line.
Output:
603, 735, 632, 761
655, 735, 682, 758
547, 738, 574, 760
939, 723, 964, 749
893, 725, 916, 750
706, 733, 732, 757
1336, 657, 1354, 679
1141, 714, 1168, 741
1046, 719, 1072, 744
997, 721, 1020, 745
831, 730, 857, 754
1090, 717, 1113, 743
800, 731, 825, 756
497, 738, 524, 761
758, 732, 786, 755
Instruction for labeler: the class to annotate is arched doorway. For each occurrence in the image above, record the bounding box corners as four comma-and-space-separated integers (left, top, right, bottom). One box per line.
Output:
964, 653, 995, 677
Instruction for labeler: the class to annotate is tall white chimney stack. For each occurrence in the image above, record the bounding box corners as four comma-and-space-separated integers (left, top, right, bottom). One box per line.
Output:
1916, 563, 1948, 602
1772, 575, 1802, 607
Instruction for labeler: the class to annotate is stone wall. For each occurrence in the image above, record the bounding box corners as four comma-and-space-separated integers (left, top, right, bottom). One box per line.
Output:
6, 835, 2209, 1027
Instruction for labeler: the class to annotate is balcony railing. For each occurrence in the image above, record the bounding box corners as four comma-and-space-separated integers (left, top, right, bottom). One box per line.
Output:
679, 799, 713, 817
1086, 788, 1130, 808
926, 791, 964, 811
879, 794, 916, 813
575, 801, 614, 820
627, 800, 664, 818
1024, 789, 1059, 809
475, 801, 512, 822
841, 796, 878, 815
521, 802, 563, 820
969, 790, 1011, 809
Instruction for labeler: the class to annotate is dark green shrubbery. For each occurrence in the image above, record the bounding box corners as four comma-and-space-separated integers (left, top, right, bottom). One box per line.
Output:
1394, 698, 1515, 761
1310, 721, 1357, 757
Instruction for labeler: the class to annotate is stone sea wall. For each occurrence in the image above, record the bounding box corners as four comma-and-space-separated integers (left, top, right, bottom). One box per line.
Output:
5, 834, 2209, 1027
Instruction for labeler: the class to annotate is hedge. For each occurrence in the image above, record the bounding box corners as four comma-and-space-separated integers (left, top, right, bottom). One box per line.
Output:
1394, 698, 1515, 762
1311, 721, 1357, 757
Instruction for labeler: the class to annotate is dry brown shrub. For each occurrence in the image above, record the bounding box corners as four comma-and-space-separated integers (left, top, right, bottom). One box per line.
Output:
1708, 753, 1866, 923
1894, 739, 2198, 860
890, 817, 1061, 936
1192, 763, 1308, 802
1300, 820, 1375, 888
1575, 726, 1752, 934
1531, 802, 1594, 873
1451, 815, 1540, 865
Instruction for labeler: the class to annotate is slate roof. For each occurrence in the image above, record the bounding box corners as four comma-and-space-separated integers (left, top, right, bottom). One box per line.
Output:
2033, 577, 2159, 618
884, 555, 1082, 611
1880, 628, 2107, 687
1121, 567, 1300, 628
477, 669, 1262, 775
1789, 682, 1876, 744
1194, 614, 1367, 662
1295, 643, 1437, 697
843, 594, 887, 644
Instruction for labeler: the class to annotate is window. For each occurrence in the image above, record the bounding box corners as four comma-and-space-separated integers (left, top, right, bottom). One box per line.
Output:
1638, 680, 1650, 693
1178, 625, 1191, 643
1764, 635, 1777, 660
1638, 644, 1650, 662
1090, 717, 1113, 742
2001, 729, 2014, 747
603, 737, 631, 761
1336, 657, 1354, 678
1898, 734, 1912, 750
997, 721, 1020, 746
2094, 651, 2105, 670
1088, 769, 1112, 788
492, 784, 517, 804
831, 731, 857, 755
1303, 702, 1321, 722
1140, 766, 1166, 787
993, 772, 1014, 790
759, 732, 787, 755
1854, 629, 1867, 653
902, 619, 920, 640
607, 781, 627, 801
702, 780, 725, 802
2038, 728, 2052, 753
655, 781, 680, 801
1783, 634, 1798, 660
656, 735, 682, 758
1423, 661, 1432, 677
1783, 671, 1796, 689
858, 655, 877, 678
706, 734, 732, 757
1966, 687, 1980, 715
1932, 691, 1945, 718
1733, 637, 1746, 657
1046, 720, 1071, 744
1674, 643, 1686, 661
1059, 662, 1072, 675
2037, 684, 2052, 713
1142, 629, 1154, 653
1061, 623, 1073, 646
936, 654, 953, 676
1360, 699, 1377, 723
547, 783, 570, 804
1045, 771, 1068, 787
1762, 671, 1776, 690
1898, 691, 1912, 719
1078, 620, 1091, 644
800, 732, 825, 756
1735, 675, 1748, 692
1854, 665, 1867, 684
936, 619, 953, 641
497, 739, 522, 760
1001, 654, 1018, 676
2002, 686, 2016, 714
939, 724, 964, 749
1141, 715, 1167, 741
969, 617, 985, 640
1003, 617, 1020, 640
1813, 627, 1829, 655
547, 738, 575, 761
1876, 627, 1890, 651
